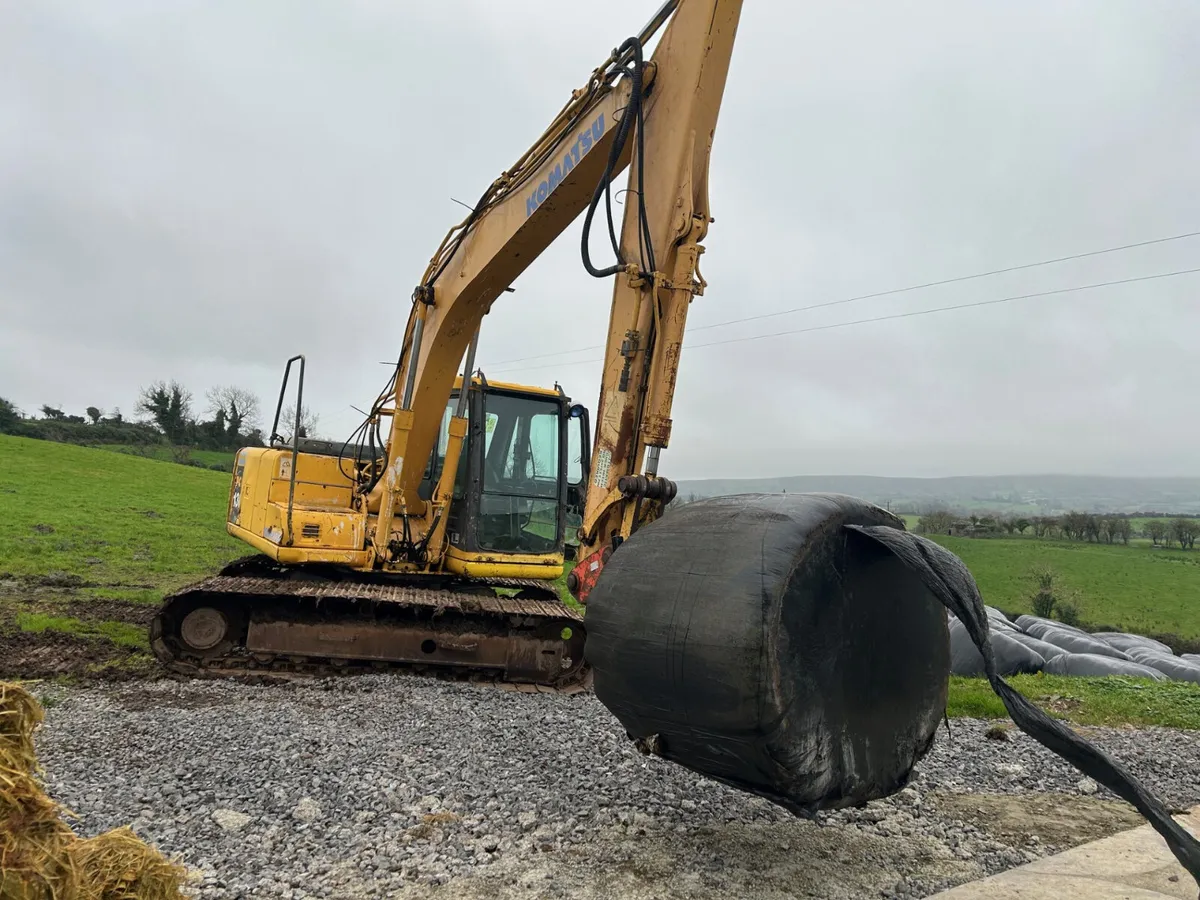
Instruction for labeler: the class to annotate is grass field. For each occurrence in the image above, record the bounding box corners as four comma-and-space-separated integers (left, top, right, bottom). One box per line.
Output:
925, 535, 1200, 644
2, 434, 1199, 727
0, 435, 245, 676
948, 674, 1200, 729
0, 436, 243, 595
99, 443, 236, 470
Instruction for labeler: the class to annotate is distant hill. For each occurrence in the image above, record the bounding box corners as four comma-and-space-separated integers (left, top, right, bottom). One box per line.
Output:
671, 474, 1200, 516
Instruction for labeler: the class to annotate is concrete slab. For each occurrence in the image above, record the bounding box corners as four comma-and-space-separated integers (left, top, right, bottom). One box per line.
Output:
928, 804, 1200, 899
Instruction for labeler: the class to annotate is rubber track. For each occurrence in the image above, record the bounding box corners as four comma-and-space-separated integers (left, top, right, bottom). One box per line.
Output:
150, 567, 591, 695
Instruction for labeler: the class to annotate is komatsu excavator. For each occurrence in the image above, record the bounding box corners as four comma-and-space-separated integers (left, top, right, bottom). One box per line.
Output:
149, 0, 735, 689
146, 3, 1200, 880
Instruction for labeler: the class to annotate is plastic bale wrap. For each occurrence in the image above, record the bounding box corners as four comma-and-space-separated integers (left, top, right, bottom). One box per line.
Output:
0, 681, 188, 900
1006, 631, 1070, 662
1042, 652, 1169, 681
584, 493, 951, 817
1131, 655, 1200, 685
1028, 626, 1133, 661
1091, 633, 1173, 656
949, 619, 1044, 676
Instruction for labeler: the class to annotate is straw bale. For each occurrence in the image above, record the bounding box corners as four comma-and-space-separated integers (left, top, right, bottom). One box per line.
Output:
0, 682, 188, 900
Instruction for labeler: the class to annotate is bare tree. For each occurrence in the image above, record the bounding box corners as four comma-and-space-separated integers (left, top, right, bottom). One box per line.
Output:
917, 510, 955, 535
1059, 511, 1080, 541
279, 404, 320, 442
1111, 518, 1132, 545
206, 385, 262, 437
1099, 516, 1120, 544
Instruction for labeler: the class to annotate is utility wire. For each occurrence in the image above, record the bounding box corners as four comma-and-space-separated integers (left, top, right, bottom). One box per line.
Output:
481, 229, 1200, 368
484, 266, 1200, 375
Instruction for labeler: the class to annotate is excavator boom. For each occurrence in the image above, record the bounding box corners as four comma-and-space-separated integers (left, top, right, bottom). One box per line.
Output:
380, 0, 743, 575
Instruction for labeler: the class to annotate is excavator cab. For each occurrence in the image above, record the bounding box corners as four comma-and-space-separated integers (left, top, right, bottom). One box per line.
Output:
418, 375, 590, 568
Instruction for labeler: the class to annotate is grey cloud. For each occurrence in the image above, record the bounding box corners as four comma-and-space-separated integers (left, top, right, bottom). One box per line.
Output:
2, 0, 1198, 480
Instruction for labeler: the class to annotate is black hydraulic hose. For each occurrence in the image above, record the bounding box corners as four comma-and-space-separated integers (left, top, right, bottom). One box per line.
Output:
633, 66, 655, 277
582, 37, 645, 279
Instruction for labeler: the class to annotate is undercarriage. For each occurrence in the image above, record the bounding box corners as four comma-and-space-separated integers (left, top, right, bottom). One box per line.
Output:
149, 556, 590, 694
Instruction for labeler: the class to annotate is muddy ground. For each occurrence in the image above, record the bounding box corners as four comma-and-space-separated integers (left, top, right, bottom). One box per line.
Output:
0, 572, 157, 679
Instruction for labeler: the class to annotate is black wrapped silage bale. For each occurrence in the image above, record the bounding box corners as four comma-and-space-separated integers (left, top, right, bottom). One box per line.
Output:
582, 492, 950, 817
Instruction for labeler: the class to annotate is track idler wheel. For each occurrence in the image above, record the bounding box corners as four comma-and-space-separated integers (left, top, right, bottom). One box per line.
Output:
151, 594, 246, 665
179, 607, 230, 653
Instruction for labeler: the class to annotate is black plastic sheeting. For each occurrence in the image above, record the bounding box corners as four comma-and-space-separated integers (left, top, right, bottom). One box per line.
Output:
847, 523, 1200, 887
1043, 652, 1169, 680
949, 617, 1044, 676
1091, 632, 1173, 655
1026, 625, 1132, 660
585, 494, 950, 818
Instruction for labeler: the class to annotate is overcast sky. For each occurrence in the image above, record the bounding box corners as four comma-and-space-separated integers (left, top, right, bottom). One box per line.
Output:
3, 0, 1198, 480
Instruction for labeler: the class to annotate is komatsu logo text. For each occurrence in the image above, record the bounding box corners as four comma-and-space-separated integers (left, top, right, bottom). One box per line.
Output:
525, 112, 606, 218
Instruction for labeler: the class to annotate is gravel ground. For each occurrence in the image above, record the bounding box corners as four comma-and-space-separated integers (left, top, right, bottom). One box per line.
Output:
27, 674, 1200, 900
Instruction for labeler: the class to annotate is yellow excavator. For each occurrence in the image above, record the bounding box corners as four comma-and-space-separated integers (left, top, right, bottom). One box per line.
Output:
149, 0, 738, 692
146, 3, 1200, 877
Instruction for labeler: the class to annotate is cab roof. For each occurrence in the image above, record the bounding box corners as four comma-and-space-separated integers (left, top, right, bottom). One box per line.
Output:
452, 373, 563, 399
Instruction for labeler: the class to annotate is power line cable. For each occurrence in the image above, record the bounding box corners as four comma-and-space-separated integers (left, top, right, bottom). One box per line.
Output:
484, 266, 1200, 375
481, 229, 1200, 368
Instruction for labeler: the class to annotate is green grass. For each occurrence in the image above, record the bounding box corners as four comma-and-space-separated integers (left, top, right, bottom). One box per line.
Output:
0, 434, 245, 602
16, 612, 148, 650
102, 443, 235, 470
926, 534, 1200, 639
947, 674, 1200, 729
